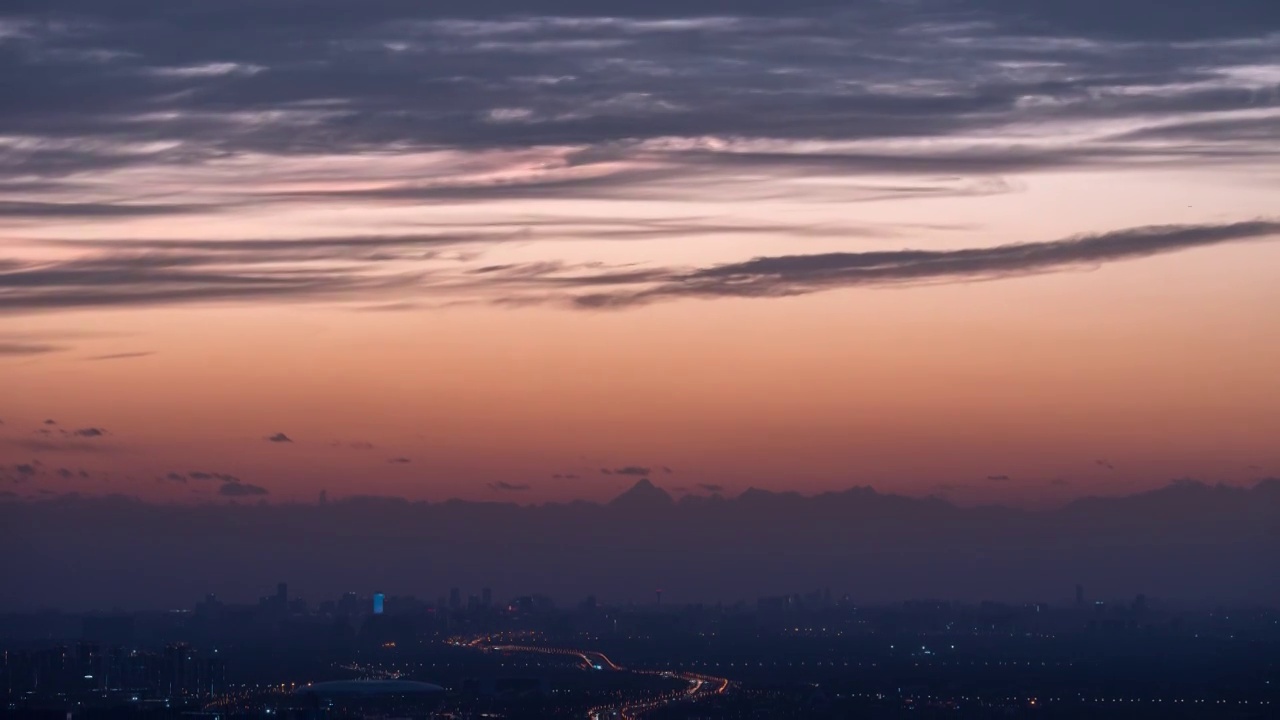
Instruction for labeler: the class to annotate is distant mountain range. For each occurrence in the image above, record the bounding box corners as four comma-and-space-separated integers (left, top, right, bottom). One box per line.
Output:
1, 478, 1276, 611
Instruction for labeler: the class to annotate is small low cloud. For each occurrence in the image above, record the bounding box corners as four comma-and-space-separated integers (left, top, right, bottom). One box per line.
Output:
166, 472, 185, 482
388, 457, 412, 464
184, 471, 239, 482
606, 466, 651, 477
265, 433, 293, 443
661, 466, 674, 474
219, 481, 269, 497
15, 463, 37, 477
1096, 459, 1115, 470
488, 481, 531, 492
70, 427, 107, 438
56, 468, 74, 479
43, 419, 57, 425
698, 483, 725, 493
986, 474, 1011, 482
1049, 478, 1073, 487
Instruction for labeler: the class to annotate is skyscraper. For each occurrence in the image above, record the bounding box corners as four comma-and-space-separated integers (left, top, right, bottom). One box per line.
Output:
372, 592, 384, 615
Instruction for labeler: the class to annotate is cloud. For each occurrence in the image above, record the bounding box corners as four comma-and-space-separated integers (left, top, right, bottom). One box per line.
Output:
0, 1, 1275, 317
43, 419, 57, 425
609, 466, 652, 476
986, 475, 1012, 482
698, 483, 725, 493
488, 481, 532, 492
185, 471, 240, 483
70, 427, 107, 438
84, 351, 156, 361
1096, 459, 1116, 470
218, 481, 269, 497
0, 342, 64, 356
661, 466, 674, 474
0, 200, 220, 219
14, 464, 37, 477
166, 472, 185, 482
265, 433, 293, 443
55, 468, 74, 479
1049, 478, 1073, 486
388, 457, 412, 464
565, 221, 1280, 308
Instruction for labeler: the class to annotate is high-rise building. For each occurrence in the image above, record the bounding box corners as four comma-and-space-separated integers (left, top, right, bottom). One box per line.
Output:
481, 587, 493, 608
372, 593, 385, 615
449, 588, 461, 610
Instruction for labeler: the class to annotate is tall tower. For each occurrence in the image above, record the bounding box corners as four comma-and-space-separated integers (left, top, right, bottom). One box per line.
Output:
372, 593, 385, 615
655, 589, 662, 607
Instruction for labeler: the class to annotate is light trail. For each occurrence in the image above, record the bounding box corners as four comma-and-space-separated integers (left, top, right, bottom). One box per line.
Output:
467, 638, 729, 719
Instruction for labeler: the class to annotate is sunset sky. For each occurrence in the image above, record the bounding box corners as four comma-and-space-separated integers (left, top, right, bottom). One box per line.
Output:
3, 0, 1279, 507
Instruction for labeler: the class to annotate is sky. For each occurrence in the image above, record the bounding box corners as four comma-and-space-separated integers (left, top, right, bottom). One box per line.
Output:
2, 0, 1279, 508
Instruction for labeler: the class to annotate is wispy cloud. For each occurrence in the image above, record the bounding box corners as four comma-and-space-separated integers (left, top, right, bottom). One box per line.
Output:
0, 1, 1275, 316
0, 342, 65, 356
488, 481, 532, 492
563, 221, 1280, 308
84, 351, 156, 361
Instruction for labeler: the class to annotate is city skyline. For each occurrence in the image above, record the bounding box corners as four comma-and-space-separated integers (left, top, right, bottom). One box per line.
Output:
4, 476, 1276, 612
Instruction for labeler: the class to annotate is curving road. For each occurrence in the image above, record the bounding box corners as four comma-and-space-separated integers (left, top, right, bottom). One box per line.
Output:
467, 638, 729, 719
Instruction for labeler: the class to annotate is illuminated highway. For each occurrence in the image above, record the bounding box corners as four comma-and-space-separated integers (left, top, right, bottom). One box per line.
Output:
464, 637, 730, 719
